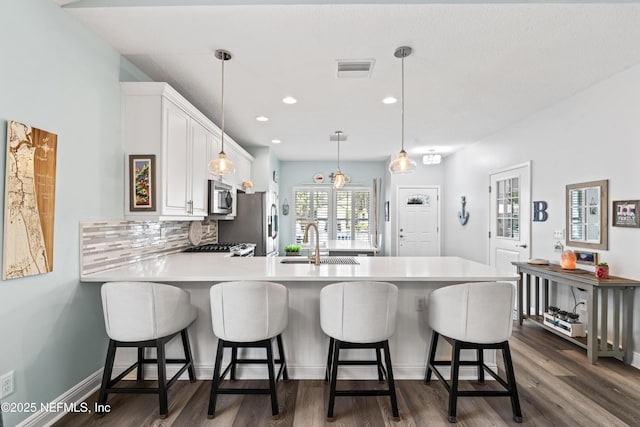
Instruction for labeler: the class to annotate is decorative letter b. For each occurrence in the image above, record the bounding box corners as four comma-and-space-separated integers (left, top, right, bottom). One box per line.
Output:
533, 201, 548, 222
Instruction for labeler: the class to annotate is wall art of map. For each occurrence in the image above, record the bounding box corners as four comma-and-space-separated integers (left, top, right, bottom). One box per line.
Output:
3, 120, 57, 280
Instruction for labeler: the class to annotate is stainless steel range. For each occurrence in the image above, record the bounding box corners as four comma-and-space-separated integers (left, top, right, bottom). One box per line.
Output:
184, 243, 255, 257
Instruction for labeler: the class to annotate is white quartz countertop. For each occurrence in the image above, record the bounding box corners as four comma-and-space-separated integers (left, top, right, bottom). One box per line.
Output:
81, 254, 517, 283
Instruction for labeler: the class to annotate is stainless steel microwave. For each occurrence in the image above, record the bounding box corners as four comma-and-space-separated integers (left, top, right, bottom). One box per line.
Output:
208, 180, 234, 215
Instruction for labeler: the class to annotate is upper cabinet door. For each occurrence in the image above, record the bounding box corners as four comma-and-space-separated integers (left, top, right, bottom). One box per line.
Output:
190, 120, 209, 216
163, 99, 191, 215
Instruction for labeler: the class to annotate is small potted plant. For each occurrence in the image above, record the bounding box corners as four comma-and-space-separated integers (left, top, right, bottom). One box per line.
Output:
595, 262, 609, 279
284, 244, 301, 256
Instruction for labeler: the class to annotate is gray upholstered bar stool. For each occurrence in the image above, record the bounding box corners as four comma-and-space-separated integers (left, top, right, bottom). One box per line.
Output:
98, 281, 197, 418
208, 281, 289, 418
424, 281, 523, 423
320, 281, 399, 420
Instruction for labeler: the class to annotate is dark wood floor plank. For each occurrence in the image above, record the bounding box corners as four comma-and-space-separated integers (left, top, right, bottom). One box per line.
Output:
53, 323, 640, 427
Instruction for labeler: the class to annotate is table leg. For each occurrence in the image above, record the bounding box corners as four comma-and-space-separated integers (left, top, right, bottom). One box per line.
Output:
623, 287, 634, 364
587, 286, 598, 364
518, 271, 524, 326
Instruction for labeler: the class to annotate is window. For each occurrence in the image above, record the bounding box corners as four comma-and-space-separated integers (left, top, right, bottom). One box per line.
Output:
495, 177, 520, 239
293, 186, 372, 244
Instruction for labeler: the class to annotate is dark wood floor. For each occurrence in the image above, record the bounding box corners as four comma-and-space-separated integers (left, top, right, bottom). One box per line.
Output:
55, 322, 640, 426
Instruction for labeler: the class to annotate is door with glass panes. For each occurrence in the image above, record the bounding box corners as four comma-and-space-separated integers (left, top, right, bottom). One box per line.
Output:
489, 163, 531, 275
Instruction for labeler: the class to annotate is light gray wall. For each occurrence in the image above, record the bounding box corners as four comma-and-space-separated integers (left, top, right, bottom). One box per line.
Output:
0, 1, 132, 425
442, 63, 640, 362
278, 161, 386, 254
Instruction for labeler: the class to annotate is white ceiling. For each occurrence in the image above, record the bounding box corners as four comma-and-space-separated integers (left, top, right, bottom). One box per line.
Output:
61, 1, 640, 161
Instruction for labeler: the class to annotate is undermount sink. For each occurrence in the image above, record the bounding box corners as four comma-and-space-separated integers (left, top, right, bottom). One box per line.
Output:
280, 257, 359, 265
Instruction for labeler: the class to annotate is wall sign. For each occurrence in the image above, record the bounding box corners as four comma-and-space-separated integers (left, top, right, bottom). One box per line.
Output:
3, 120, 58, 280
533, 201, 548, 222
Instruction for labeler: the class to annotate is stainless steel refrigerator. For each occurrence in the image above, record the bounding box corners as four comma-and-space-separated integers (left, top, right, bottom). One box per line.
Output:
217, 191, 279, 256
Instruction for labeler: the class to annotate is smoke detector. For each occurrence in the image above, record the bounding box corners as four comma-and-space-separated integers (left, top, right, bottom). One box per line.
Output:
336, 59, 375, 78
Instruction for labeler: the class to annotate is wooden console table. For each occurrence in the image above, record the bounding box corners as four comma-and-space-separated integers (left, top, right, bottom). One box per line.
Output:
512, 262, 640, 364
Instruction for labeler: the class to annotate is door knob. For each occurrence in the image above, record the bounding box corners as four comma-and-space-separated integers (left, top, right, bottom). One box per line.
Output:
516, 244, 528, 248
399, 235, 404, 238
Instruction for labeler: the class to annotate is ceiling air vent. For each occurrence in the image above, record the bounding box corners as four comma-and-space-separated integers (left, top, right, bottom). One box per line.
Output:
336, 59, 375, 78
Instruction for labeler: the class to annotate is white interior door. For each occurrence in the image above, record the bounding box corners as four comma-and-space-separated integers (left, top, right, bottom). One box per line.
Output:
489, 163, 531, 274
397, 186, 440, 256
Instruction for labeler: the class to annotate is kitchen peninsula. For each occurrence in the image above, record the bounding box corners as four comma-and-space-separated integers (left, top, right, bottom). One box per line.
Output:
82, 255, 517, 380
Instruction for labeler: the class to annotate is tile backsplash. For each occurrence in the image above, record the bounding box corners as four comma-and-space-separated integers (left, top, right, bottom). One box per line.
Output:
80, 220, 217, 276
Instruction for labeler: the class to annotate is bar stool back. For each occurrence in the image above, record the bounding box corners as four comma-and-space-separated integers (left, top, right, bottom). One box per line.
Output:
98, 281, 197, 418
424, 281, 523, 423
320, 281, 399, 420
208, 281, 289, 418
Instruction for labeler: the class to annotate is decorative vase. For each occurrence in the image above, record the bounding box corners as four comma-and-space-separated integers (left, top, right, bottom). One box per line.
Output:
560, 250, 577, 270
595, 265, 609, 279
286, 252, 299, 257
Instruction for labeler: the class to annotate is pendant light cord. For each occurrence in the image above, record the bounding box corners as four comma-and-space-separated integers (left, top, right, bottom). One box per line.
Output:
401, 53, 405, 152
337, 132, 341, 172
220, 56, 225, 153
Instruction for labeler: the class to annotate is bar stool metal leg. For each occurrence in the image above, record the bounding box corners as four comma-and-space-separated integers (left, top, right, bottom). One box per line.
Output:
502, 342, 523, 423
181, 329, 196, 382
266, 340, 279, 416
383, 340, 399, 418
207, 339, 225, 418
97, 340, 117, 414
325, 337, 335, 383
156, 341, 168, 418
448, 340, 462, 423
276, 334, 289, 381
327, 339, 341, 419
424, 331, 439, 383
137, 347, 144, 382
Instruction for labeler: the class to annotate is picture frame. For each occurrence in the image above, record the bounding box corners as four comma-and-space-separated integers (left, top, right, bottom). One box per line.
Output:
129, 154, 156, 211
384, 201, 389, 222
612, 200, 640, 228
575, 250, 598, 266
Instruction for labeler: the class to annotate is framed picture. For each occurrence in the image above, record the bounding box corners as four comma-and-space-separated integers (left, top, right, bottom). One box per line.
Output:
384, 201, 389, 222
129, 155, 156, 211
575, 250, 598, 266
612, 200, 639, 228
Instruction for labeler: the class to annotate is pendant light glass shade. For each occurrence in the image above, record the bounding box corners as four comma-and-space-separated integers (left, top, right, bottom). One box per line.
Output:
389, 149, 416, 174
389, 46, 416, 175
208, 49, 235, 176
333, 130, 346, 189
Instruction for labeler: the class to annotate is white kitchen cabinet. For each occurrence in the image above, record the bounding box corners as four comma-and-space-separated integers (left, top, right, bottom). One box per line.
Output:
122, 82, 211, 220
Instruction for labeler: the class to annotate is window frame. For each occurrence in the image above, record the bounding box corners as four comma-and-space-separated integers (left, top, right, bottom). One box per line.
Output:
291, 185, 372, 243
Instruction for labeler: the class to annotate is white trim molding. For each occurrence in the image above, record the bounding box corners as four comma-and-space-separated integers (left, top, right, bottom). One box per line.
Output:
16, 369, 103, 427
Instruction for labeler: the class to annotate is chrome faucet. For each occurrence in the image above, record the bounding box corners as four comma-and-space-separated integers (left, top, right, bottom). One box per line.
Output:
303, 222, 321, 265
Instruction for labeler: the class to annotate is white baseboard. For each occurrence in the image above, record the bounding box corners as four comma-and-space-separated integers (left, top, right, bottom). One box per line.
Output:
16, 369, 103, 427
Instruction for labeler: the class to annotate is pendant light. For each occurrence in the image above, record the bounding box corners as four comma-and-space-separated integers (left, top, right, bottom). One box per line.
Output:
333, 131, 346, 189
388, 46, 416, 174
208, 49, 235, 176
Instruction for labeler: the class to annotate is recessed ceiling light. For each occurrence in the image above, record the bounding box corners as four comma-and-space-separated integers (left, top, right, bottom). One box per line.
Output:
382, 97, 397, 104
271, 139, 281, 144
256, 116, 269, 122
282, 96, 297, 104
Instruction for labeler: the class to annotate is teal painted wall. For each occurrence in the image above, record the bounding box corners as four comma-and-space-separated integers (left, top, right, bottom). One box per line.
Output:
278, 161, 386, 255
0, 1, 135, 425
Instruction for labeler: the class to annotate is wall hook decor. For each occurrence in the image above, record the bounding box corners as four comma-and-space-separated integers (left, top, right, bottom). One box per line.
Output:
458, 196, 470, 225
